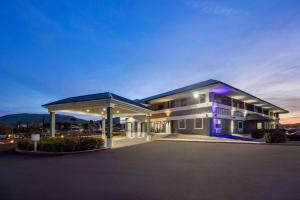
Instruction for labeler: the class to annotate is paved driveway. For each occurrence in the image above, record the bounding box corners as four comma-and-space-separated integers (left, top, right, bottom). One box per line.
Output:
0, 141, 300, 200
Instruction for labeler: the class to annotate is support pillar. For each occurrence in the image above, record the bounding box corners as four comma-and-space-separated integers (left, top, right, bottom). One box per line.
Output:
146, 115, 151, 141
131, 120, 136, 138
166, 121, 171, 134
137, 122, 141, 137
106, 106, 113, 148
102, 117, 107, 146
50, 111, 56, 137
230, 120, 234, 134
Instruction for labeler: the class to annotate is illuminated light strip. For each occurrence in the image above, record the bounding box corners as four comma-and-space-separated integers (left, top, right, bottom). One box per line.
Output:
58, 110, 101, 116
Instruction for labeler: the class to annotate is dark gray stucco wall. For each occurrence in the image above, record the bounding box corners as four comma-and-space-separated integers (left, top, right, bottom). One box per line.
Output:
220, 119, 231, 134
171, 118, 210, 135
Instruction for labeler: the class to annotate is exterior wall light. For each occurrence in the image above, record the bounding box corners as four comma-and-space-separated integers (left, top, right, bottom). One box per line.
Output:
116, 110, 120, 114
193, 93, 199, 98
86, 109, 90, 112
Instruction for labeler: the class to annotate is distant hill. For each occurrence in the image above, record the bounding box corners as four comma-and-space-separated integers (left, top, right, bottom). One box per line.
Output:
280, 123, 300, 130
0, 113, 88, 125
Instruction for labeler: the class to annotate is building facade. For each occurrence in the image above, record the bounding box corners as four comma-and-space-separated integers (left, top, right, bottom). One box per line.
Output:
43, 79, 288, 138
132, 79, 288, 136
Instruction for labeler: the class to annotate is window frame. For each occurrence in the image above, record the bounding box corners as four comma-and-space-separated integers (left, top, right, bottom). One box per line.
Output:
194, 118, 204, 129
178, 119, 186, 129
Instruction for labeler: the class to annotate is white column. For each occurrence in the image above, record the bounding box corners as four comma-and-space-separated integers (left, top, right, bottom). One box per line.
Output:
166, 121, 171, 134
146, 115, 151, 141
137, 122, 141, 137
101, 117, 107, 146
230, 120, 234, 134
107, 106, 113, 148
131, 120, 136, 138
50, 111, 56, 137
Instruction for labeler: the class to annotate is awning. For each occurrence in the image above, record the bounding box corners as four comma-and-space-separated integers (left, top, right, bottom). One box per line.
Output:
42, 92, 153, 117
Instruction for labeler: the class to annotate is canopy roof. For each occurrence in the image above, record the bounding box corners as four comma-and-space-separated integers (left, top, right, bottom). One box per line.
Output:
42, 92, 153, 117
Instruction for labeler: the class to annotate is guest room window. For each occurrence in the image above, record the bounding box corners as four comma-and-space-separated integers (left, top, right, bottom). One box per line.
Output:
181, 98, 187, 106
238, 121, 243, 129
178, 119, 186, 129
194, 118, 203, 129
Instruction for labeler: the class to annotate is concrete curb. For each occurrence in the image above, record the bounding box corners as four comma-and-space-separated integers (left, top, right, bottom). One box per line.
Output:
156, 138, 300, 146
15, 148, 108, 155
156, 138, 261, 144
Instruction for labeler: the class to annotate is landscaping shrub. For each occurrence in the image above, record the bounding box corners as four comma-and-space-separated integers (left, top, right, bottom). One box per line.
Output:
17, 137, 104, 152
264, 129, 286, 143
17, 139, 34, 151
251, 129, 265, 139
76, 137, 103, 151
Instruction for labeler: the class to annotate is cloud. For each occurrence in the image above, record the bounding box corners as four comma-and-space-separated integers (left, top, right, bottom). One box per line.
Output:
186, 0, 248, 16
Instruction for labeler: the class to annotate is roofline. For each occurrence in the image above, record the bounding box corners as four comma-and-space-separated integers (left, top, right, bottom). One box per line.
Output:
140, 79, 219, 102
218, 81, 289, 113
42, 92, 153, 111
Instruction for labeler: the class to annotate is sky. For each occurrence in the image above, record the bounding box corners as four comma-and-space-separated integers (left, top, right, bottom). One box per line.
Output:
0, 0, 300, 124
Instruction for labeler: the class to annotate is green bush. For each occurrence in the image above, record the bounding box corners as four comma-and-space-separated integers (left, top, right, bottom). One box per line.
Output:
17, 139, 34, 151
251, 129, 265, 139
76, 137, 102, 151
17, 137, 104, 152
264, 129, 286, 143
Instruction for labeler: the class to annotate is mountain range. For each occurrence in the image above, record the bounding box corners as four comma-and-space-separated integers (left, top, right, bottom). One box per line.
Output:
0, 113, 87, 125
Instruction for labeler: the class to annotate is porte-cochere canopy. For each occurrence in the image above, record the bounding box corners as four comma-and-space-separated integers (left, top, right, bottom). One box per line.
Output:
42, 92, 153, 116
42, 92, 154, 148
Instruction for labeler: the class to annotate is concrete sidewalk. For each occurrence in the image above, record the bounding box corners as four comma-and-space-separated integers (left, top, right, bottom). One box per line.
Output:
112, 133, 165, 148
157, 134, 262, 144
157, 134, 300, 145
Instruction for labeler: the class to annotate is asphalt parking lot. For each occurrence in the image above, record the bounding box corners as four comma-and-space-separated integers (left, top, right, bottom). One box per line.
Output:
0, 141, 299, 200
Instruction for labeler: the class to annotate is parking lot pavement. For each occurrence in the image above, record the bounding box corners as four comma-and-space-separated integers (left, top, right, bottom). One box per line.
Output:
0, 141, 300, 200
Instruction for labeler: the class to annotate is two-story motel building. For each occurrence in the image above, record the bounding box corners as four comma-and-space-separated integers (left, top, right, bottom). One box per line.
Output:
135, 79, 288, 135
43, 79, 288, 146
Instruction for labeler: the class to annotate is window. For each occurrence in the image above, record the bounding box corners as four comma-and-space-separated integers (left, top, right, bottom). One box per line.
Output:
170, 100, 176, 108
181, 98, 187, 106
232, 100, 238, 107
216, 119, 222, 129
194, 118, 203, 129
157, 104, 164, 110
238, 121, 243, 129
199, 94, 206, 103
257, 122, 262, 129
178, 119, 186, 129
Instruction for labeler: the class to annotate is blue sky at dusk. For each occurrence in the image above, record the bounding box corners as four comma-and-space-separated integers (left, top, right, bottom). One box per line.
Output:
0, 0, 300, 123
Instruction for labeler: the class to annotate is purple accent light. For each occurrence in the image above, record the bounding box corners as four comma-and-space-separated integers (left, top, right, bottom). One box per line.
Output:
210, 86, 231, 94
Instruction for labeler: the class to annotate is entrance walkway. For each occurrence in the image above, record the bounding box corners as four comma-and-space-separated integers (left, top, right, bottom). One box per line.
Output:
112, 133, 166, 148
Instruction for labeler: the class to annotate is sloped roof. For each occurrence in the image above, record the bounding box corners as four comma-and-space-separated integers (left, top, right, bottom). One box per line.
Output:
140, 79, 219, 102
42, 92, 151, 110
138, 79, 288, 113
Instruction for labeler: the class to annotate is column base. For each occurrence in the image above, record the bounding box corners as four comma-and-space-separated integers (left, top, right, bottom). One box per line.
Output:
146, 135, 152, 141
107, 137, 113, 148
